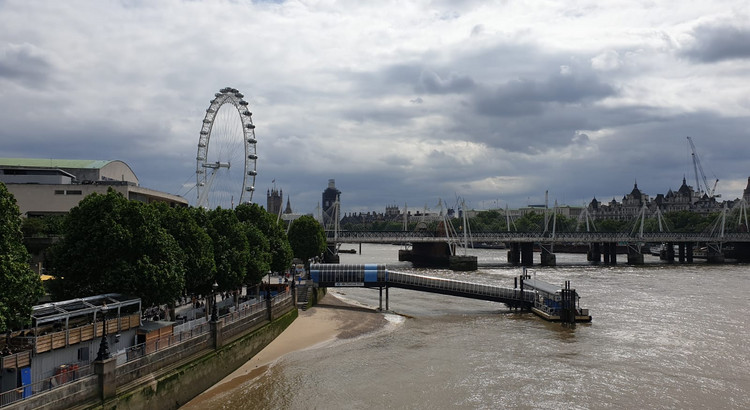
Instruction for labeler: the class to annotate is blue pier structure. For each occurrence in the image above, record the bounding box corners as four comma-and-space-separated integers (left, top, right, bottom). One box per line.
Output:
309, 264, 591, 323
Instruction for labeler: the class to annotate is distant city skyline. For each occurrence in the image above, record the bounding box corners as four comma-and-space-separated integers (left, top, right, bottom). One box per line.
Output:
1, 1, 748, 215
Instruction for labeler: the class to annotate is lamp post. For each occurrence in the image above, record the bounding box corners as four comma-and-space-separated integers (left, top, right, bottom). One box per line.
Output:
95, 304, 110, 361
266, 270, 272, 300
211, 281, 219, 322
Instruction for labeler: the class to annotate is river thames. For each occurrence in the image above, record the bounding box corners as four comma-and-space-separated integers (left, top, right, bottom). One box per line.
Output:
192, 244, 749, 409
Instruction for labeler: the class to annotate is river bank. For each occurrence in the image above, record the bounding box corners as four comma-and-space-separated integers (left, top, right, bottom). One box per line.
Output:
182, 292, 388, 409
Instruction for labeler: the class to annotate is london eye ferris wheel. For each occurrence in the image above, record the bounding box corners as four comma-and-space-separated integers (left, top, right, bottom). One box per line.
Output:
195, 87, 257, 209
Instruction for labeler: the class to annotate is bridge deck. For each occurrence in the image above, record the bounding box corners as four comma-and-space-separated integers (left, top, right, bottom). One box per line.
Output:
327, 230, 750, 243
310, 264, 534, 308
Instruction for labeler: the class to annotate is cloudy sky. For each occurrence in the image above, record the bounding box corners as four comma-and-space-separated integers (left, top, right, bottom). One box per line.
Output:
1, 0, 749, 215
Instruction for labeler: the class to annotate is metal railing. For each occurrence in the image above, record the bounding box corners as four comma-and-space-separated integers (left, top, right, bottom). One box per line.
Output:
0, 362, 93, 408
386, 271, 534, 302
119, 320, 212, 364
220, 298, 266, 327
0, 291, 297, 409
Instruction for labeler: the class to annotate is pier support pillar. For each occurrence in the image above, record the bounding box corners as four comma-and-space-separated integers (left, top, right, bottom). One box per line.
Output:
587, 243, 601, 263
449, 255, 478, 271
661, 242, 675, 263
686, 243, 694, 263
602, 242, 617, 265
627, 246, 644, 265
408, 242, 451, 267
707, 245, 725, 264
610, 243, 617, 265
540, 247, 556, 266
678, 243, 686, 263
520, 243, 534, 266
507, 243, 521, 265
602, 243, 610, 264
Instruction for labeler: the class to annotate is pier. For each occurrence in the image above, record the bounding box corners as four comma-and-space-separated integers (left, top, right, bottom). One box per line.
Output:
309, 264, 591, 323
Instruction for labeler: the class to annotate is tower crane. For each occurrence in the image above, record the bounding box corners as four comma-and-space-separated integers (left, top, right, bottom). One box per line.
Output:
687, 136, 719, 198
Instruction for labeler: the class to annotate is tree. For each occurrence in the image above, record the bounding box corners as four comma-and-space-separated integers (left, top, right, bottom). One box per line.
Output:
203, 208, 250, 291
287, 215, 327, 264
235, 203, 293, 275
49, 189, 185, 307
514, 212, 545, 232
243, 222, 271, 285
0, 183, 45, 331
154, 204, 216, 297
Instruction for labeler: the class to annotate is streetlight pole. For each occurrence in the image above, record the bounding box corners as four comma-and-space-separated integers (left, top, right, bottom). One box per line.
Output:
211, 281, 219, 322
96, 304, 110, 361
266, 271, 272, 300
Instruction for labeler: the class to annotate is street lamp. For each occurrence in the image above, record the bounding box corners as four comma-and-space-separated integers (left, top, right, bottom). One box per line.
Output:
211, 281, 219, 322
96, 304, 110, 361
266, 271, 272, 300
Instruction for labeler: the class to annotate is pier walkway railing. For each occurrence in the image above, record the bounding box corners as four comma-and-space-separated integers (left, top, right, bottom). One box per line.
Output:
310, 264, 535, 307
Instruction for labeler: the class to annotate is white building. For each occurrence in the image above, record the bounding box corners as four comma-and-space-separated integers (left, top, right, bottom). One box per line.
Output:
0, 158, 187, 217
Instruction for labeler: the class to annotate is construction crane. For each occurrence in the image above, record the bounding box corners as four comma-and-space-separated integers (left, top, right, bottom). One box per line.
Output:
687, 136, 720, 198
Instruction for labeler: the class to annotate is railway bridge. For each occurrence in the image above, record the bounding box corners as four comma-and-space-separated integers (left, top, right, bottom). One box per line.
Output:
326, 230, 750, 267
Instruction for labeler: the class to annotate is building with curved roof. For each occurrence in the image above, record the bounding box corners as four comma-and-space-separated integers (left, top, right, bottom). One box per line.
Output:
0, 158, 187, 217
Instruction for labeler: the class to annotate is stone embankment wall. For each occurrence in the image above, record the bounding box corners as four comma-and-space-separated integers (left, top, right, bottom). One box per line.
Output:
6, 294, 297, 410
114, 308, 297, 409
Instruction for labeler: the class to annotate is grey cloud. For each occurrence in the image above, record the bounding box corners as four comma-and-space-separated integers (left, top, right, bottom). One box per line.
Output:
0, 43, 54, 86
417, 70, 475, 94
681, 23, 750, 62
473, 72, 616, 118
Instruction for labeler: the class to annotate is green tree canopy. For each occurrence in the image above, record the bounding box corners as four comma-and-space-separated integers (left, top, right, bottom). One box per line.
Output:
154, 204, 216, 296
203, 208, 250, 291
287, 215, 327, 263
49, 189, 185, 306
0, 183, 44, 332
243, 222, 271, 285
514, 212, 545, 232
235, 203, 292, 274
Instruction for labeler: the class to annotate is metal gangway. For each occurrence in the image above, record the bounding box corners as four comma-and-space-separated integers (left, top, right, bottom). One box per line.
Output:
309, 264, 536, 310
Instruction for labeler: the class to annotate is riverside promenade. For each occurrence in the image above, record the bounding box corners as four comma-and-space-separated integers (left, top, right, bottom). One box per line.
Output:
2, 290, 297, 410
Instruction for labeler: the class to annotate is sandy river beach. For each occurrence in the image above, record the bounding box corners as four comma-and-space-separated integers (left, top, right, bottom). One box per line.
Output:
182, 292, 387, 408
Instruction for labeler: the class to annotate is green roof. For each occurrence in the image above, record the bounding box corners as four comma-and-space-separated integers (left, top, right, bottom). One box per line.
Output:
0, 158, 114, 169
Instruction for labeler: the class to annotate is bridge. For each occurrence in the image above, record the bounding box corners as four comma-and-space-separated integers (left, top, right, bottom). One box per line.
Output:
309, 264, 591, 323
326, 230, 750, 267
328, 230, 750, 244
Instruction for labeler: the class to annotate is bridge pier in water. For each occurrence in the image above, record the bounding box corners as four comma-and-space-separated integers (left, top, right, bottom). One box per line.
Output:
521, 243, 534, 266
507, 243, 521, 265
506, 243, 534, 266
587, 243, 601, 263
602, 242, 617, 265
660, 242, 676, 263
627, 245, 644, 265
540, 246, 556, 266
707, 244, 725, 263
400, 242, 477, 271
